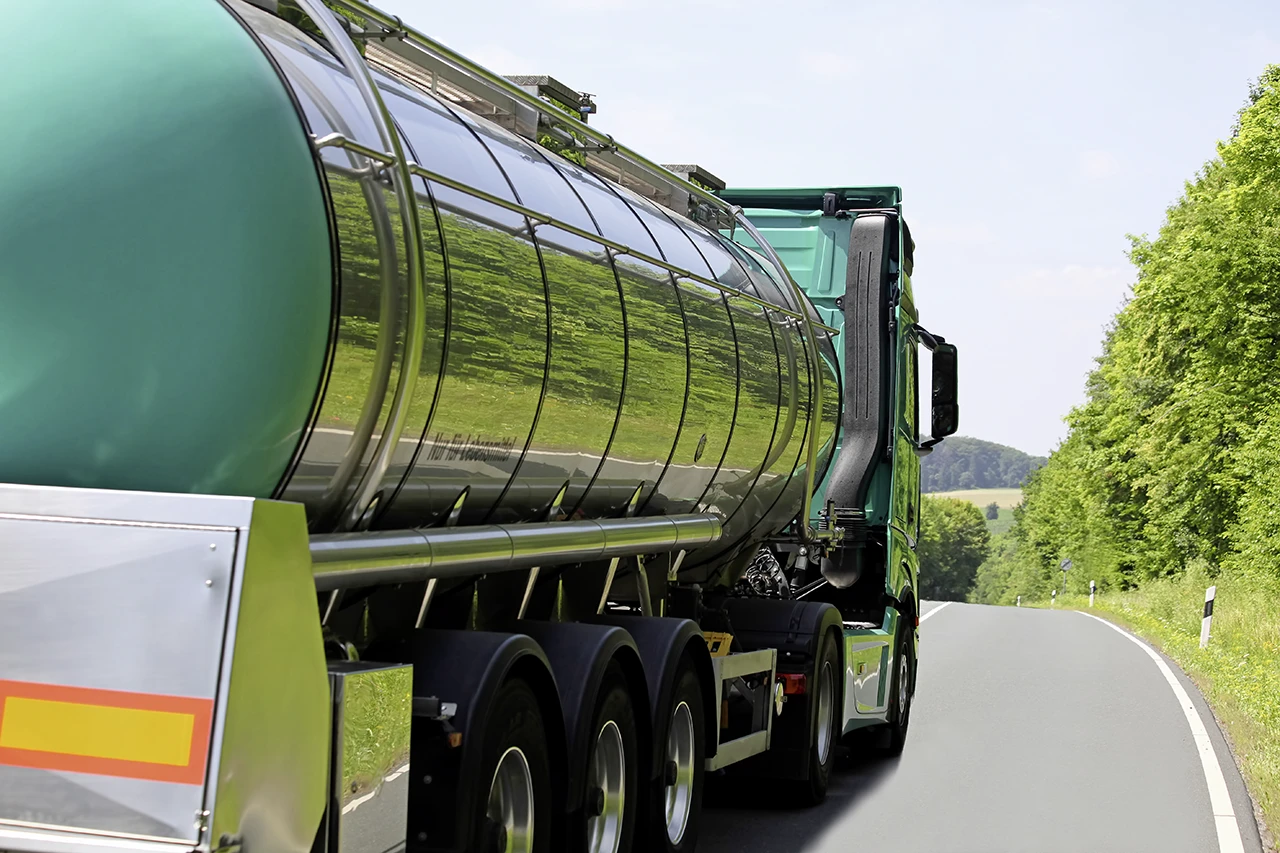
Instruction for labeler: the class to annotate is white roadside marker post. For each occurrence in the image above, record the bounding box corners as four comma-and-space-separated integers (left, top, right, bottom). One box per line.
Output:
1016, 595, 1021, 608
1051, 590, 1056, 607
1200, 585, 1216, 648
1090, 580, 1096, 608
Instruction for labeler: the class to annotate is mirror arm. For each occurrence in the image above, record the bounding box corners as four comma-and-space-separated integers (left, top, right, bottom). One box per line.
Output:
914, 323, 946, 351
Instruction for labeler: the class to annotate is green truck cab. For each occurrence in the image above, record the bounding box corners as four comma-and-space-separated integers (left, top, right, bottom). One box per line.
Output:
723, 186, 959, 746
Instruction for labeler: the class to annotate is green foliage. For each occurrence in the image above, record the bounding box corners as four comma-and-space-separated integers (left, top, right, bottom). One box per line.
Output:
982, 65, 1280, 602
977, 70, 1280, 844
984, 501, 999, 520
920, 436, 1045, 491
276, 2, 368, 55
535, 95, 589, 167
918, 496, 991, 601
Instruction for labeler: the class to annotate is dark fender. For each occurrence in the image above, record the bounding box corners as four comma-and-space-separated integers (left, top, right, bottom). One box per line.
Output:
593, 615, 718, 775
400, 630, 567, 853
517, 621, 652, 811
721, 598, 844, 780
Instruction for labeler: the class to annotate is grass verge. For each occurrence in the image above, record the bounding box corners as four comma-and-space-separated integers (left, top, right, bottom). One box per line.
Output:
1050, 572, 1278, 851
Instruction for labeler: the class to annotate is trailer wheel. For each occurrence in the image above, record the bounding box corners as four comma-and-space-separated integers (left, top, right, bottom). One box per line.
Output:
651, 659, 705, 853
883, 621, 914, 755
479, 678, 553, 853
796, 628, 841, 804
580, 662, 639, 853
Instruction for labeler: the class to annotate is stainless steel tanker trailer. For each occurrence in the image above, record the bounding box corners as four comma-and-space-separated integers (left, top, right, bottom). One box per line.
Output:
0, 2, 958, 852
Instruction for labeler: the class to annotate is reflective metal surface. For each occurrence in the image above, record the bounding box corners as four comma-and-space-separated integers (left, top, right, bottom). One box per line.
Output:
9, 1, 842, 594
0, 486, 329, 853
310, 513, 723, 589
587, 721, 626, 853
664, 702, 696, 845
817, 660, 835, 765
327, 663, 412, 853
207, 499, 330, 853
487, 747, 534, 853
0, 495, 236, 841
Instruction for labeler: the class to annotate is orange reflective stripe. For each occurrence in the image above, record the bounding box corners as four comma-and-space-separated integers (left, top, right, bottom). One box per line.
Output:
0, 680, 213, 785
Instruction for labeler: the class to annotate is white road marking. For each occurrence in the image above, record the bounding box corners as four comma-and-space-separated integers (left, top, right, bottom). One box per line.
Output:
919, 601, 952, 622
1077, 611, 1245, 853
341, 763, 412, 815
342, 789, 378, 815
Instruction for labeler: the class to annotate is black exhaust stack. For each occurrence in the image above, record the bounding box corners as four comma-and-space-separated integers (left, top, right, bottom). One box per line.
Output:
821, 213, 895, 588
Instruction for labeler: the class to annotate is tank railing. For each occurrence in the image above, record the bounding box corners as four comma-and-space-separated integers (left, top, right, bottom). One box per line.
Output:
287, 71, 405, 529
730, 208, 841, 548
313, 132, 837, 334
295, 0, 428, 534
323, 0, 738, 225
310, 513, 723, 591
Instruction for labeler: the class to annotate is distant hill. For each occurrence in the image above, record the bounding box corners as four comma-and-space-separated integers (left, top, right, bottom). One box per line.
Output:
921, 437, 1046, 492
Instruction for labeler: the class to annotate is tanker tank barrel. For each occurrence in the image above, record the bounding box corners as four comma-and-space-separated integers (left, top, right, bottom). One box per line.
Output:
310, 513, 723, 590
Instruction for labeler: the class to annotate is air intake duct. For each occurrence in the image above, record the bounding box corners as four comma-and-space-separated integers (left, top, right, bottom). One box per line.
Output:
821, 214, 894, 588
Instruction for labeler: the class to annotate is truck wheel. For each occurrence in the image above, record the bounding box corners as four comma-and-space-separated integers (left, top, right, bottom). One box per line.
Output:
883, 621, 914, 755
796, 628, 841, 804
581, 663, 638, 853
651, 660, 705, 853
479, 678, 553, 853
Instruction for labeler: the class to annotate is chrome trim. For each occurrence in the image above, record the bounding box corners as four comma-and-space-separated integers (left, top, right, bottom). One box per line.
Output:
310, 513, 722, 590
326, 663, 412, 853
292, 0, 427, 533
312, 131, 396, 164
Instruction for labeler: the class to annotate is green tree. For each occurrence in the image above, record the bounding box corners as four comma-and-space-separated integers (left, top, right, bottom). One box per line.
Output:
918, 496, 991, 601
984, 502, 999, 520
920, 436, 1046, 492
983, 65, 1280, 605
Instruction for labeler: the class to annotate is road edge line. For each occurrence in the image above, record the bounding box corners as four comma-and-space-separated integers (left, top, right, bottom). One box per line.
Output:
919, 602, 951, 622
1076, 610, 1246, 853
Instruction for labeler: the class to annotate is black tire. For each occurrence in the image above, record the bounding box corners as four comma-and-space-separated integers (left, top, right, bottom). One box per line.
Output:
476, 678, 553, 853
648, 659, 705, 853
575, 663, 639, 853
795, 629, 841, 805
883, 619, 915, 755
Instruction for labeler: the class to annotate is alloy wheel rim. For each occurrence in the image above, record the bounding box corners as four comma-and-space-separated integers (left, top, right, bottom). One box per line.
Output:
587, 720, 626, 853
898, 647, 910, 721
816, 660, 835, 764
664, 701, 695, 844
487, 746, 535, 853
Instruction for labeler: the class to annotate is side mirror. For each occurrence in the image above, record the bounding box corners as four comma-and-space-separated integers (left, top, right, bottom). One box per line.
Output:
931, 342, 959, 440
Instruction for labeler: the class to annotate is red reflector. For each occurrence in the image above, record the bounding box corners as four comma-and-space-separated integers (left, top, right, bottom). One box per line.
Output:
779, 674, 807, 695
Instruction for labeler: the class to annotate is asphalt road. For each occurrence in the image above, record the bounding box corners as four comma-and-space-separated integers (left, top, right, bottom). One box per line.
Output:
702, 601, 1268, 853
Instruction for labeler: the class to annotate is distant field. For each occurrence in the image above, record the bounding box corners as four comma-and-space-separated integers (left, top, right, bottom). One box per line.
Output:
926, 487, 1023, 509
986, 507, 1016, 536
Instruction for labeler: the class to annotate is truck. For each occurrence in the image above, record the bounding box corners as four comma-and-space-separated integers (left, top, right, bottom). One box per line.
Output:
0, 3, 958, 853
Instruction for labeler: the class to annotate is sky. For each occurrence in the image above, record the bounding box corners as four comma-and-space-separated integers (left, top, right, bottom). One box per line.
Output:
382, 0, 1280, 456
